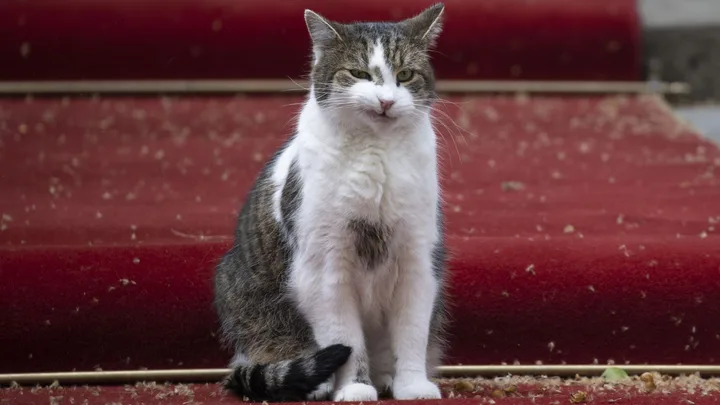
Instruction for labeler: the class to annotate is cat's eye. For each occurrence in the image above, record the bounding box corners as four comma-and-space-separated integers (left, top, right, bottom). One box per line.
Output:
396, 70, 414, 83
349, 69, 372, 81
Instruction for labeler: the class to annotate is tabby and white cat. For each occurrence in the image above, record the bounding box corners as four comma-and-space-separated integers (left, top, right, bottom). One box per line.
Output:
214, 4, 448, 402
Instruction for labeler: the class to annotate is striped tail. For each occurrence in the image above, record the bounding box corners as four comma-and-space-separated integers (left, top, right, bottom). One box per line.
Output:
224, 344, 352, 402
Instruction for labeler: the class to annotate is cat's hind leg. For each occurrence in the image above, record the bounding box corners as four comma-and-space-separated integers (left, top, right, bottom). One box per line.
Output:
307, 380, 333, 401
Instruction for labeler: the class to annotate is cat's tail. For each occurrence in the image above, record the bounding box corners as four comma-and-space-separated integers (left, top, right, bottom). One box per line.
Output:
224, 344, 352, 402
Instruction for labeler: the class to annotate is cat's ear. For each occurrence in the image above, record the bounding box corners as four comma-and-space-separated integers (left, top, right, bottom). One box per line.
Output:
403, 3, 445, 47
304, 10, 344, 47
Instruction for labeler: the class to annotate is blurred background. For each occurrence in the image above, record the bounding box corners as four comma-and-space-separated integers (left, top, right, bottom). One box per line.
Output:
642, 0, 720, 141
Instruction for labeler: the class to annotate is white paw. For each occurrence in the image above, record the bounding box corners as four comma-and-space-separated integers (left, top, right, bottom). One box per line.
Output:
333, 383, 378, 402
393, 379, 442, 400
307, 381, 332, 401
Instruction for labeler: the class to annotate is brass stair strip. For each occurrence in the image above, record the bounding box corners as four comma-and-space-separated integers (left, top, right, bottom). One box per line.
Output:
0, 80, 690, 95
2, 365, 719, 386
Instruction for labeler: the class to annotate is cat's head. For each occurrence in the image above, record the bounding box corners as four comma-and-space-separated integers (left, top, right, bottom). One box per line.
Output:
304, 4, 444, 128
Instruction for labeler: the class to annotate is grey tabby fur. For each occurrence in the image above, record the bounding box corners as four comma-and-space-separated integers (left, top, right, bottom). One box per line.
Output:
214, 3, 448, 402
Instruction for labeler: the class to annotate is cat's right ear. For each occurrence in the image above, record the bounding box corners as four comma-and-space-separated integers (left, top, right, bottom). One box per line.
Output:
304, 10, 344, 48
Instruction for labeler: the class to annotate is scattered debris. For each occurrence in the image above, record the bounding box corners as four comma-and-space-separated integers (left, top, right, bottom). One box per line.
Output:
602, 367, 629, 382
119, 278, 136, 286
491, 389, 506, 398
453, 380, 474, 392
570, 391, 588, 403
170, 229, 232, 242
640, 372, 657, 392
501, 181, 526, 192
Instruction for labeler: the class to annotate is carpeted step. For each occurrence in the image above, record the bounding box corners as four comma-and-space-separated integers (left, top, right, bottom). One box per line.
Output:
0, 0, 640, 81
1, 94, 718, 373
3, 374, 720, 404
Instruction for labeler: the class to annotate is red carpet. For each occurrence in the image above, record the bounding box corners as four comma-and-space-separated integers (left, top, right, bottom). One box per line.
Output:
1, 94, 719, 374
5, 1, 719, 404
4, 375, 720, 404
0, 0, 639, 81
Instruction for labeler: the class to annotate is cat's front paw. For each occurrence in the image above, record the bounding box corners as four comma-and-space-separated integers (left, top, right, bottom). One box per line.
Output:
307, 382, 333, 401
333, 383, 378, 402
393, 379, 442, 400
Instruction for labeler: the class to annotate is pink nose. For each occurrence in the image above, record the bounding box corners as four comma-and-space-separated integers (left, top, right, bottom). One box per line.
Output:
378, 98, 395, 112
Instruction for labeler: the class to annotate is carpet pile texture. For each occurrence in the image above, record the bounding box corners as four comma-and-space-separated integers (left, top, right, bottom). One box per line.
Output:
4, 374, 720, 404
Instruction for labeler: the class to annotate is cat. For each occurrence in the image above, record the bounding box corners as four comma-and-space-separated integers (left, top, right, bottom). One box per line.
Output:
213, 3, 448, 402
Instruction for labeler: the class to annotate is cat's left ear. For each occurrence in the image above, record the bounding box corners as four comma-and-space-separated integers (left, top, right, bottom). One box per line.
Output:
402, 3, 445, 48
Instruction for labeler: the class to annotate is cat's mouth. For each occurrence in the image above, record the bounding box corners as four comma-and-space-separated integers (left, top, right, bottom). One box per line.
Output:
368, 110, 396, 121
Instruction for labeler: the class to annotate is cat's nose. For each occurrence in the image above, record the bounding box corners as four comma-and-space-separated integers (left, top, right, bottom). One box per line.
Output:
378, 98, 395, 112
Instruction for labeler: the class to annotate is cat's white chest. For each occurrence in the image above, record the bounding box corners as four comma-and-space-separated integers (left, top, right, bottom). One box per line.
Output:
342, 146, 388, 210
288, 97, 438, 247
332, 139, 429, 227
300, 135, 434, 227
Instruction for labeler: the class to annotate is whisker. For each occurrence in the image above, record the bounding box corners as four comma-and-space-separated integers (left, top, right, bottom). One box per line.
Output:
287, 76, 310, 92
431, 121, 461, 167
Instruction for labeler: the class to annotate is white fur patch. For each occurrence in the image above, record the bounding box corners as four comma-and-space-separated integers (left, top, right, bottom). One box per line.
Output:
229, 352, 249, 368
271, 140, 299, 224
393, 380, 442, 400
368, 40, 395, 86
334, 383, 378, 402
